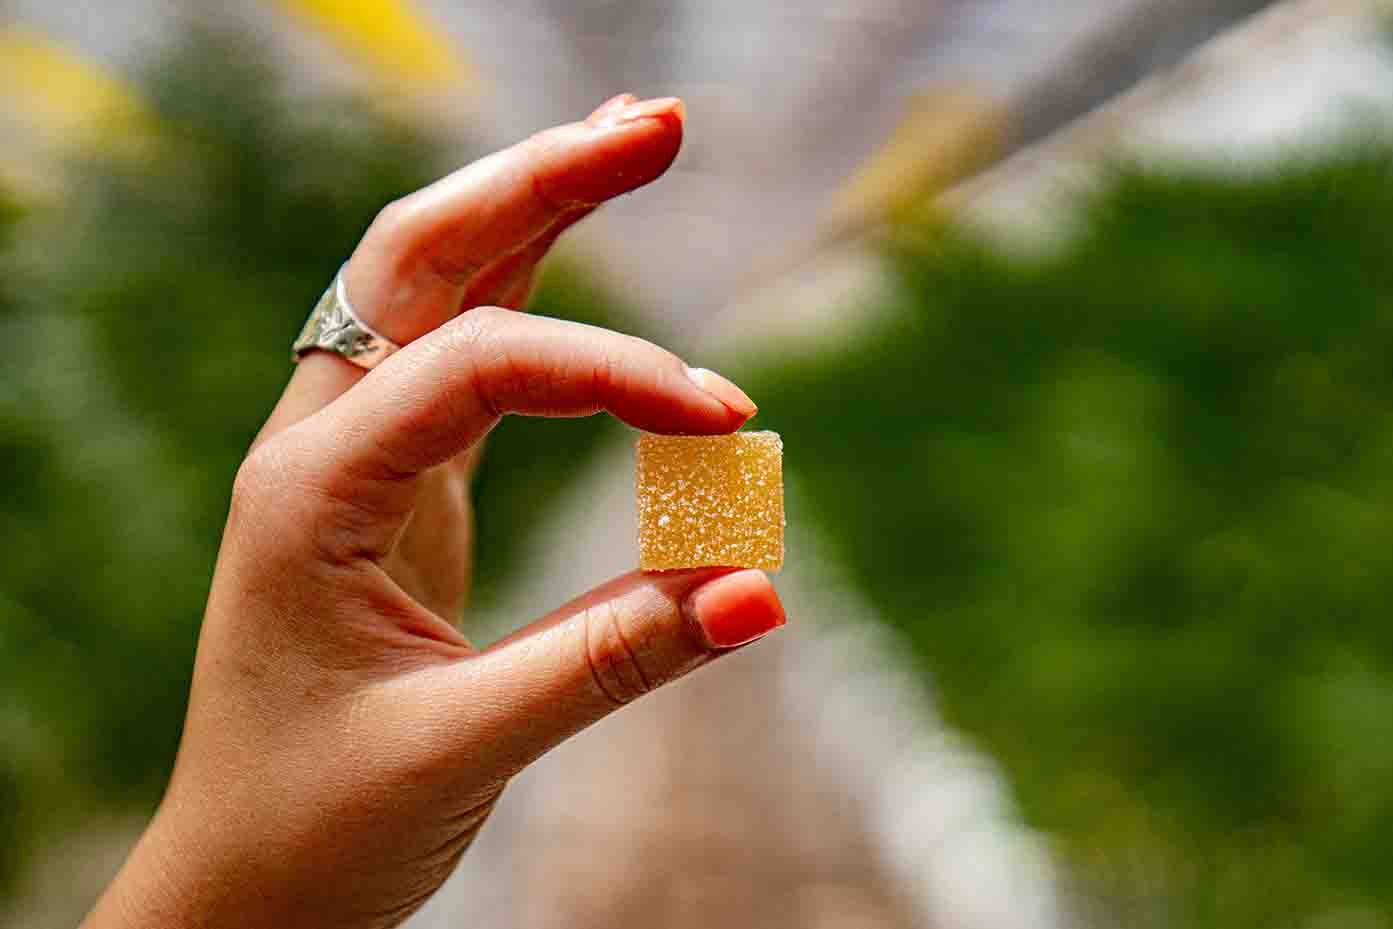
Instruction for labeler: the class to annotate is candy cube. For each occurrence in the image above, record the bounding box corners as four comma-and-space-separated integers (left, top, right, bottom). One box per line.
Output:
635, 431, 784, 571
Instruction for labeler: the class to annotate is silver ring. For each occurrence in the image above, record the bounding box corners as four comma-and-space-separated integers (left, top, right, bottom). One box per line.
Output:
291, 266, 401, 370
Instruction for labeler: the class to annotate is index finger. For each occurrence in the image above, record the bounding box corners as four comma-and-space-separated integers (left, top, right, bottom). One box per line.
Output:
270, 308, 755, 562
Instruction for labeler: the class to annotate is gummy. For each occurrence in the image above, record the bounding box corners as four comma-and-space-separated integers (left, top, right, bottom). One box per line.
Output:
635, 431, 784, 571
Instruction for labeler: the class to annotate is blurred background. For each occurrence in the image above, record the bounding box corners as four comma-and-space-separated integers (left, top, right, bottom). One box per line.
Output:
3, 1, 1393, 927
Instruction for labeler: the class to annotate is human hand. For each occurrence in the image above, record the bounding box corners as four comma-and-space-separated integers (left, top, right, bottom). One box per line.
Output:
82, 95, 786, 929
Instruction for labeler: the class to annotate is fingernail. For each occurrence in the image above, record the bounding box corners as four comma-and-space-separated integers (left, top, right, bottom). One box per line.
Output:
597, 96, 685, 129
683, 570, 786, 649
686, 366, 757, 418
588, 92, 639, 124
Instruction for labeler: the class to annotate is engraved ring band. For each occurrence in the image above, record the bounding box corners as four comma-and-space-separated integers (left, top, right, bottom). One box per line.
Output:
291, 266, 401, 370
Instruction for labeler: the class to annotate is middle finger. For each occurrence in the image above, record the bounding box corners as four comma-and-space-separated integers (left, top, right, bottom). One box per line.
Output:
258, 93, 684, 445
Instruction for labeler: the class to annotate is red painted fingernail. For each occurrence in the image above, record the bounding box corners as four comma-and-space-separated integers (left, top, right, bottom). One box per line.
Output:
596, 96, 685, 129
683, 569, 786, 649
685, 366, 757, 418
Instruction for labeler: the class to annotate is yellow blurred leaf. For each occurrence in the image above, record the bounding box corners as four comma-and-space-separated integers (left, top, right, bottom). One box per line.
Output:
0, 27, 147, 142
831, 86, 1008, 230
0, 28, 153, 200
271, 0, 476, 90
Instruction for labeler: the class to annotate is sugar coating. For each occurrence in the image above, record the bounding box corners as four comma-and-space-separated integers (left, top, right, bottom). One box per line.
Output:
635, 431, 784, 571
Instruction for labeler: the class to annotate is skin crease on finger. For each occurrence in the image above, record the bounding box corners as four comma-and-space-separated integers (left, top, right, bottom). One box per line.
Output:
78, 97, 788, 929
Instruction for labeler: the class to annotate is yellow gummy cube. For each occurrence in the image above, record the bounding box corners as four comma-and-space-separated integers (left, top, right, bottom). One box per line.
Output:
635, 431, 784, 571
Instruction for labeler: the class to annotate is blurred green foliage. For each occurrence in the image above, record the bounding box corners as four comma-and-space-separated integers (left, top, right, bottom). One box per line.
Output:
752, 146, 1393, 927
0, 26, 620, 896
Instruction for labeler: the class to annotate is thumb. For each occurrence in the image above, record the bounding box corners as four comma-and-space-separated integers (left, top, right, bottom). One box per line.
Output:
434, 568, 785, 776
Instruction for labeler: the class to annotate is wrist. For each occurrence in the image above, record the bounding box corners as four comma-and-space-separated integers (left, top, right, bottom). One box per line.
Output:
81, 806, 224, 929
82, 799, 363, 929
80, 811, 188, 929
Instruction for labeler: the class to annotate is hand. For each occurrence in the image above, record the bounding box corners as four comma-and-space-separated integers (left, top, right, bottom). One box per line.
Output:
82, 95, 786, 929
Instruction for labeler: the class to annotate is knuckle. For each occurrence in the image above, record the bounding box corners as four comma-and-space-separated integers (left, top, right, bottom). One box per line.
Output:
228, 439, 313, 549
369, 196, 413, 237
231, 439, 291, 515
441, 304, 507, 355
305, 489, 390, 565
582, 600, 655, 708
232, 433, 393, 566
423, 315, 497, 420
519, 127, 591, 213
444, 309, 526, 414
445, 305, 507, 345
